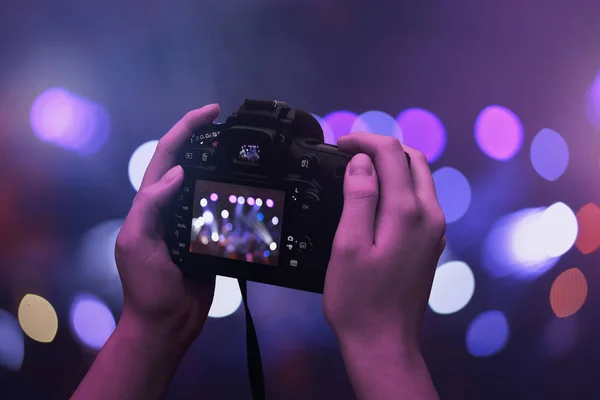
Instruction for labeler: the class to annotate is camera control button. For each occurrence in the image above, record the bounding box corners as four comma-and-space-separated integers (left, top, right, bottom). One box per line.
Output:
298, 154, 318, 174
297, 236, 313, 253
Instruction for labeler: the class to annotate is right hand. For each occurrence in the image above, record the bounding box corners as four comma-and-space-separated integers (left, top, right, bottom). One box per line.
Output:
323, 132, 446, 351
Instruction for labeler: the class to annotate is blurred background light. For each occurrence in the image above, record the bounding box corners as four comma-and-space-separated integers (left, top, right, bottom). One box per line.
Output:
311, 114, 335, 144
482, 207, 567, 280
30, 87, 110, 154
322, 111, 358, 143
474, 105, 524, 161
18, 294, 58, 343
0, 310, 25, 371
208, 276, 242, 318
396, 108, 446, 162
432, 167, 472, 223
541, 317, 579, 357
128, 140, 158, 192
70, 293, 116, 350
428, 261, 475, 315
585, 69, 600, 129
466, 310, 510, 357
350, 110, 402, 140
530, 129, 569, 181
575, 203, 600, 254
550, 268, 588, 318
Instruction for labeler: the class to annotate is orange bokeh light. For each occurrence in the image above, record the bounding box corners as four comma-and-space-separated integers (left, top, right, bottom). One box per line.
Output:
575, 203, 600, 254
550, 268, 588, 318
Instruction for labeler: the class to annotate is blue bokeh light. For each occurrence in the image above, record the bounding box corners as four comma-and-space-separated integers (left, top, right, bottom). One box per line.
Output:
530, 128, 569, 181
466, 310, 510, 357
350, 110, 402, 139
432, 167, 472, 223
257, 212, 264, 221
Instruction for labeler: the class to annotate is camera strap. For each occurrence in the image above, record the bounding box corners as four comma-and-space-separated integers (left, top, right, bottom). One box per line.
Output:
238, 279, 266, 400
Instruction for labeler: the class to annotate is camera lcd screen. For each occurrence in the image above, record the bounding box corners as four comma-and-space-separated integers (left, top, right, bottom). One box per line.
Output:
189, 179, 286, 266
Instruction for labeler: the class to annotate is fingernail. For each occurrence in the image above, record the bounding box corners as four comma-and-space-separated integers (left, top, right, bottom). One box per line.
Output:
164, 165, 182, 182
349, 154, 373, 176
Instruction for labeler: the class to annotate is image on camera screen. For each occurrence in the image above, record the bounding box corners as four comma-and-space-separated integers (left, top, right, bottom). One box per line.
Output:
189, 179, 285, 266
238, 144, 260, 163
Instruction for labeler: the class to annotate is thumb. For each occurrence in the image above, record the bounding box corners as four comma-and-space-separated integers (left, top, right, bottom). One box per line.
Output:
335, 154, 379, 250
128, 165, 184, 234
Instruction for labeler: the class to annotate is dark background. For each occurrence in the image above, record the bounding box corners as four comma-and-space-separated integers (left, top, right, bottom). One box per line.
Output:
1, 1, 600, 399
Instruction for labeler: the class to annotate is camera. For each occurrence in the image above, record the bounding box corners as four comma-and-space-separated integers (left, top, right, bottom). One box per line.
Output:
165, 99, 408, 293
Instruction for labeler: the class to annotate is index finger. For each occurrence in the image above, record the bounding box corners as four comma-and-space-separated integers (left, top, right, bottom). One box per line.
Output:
140, 104, 220, 190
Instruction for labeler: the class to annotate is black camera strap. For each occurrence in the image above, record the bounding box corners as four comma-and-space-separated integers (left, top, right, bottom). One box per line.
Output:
238, 279, 266, 400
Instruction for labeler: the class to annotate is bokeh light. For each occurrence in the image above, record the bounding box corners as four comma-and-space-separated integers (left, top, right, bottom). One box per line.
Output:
70, 293, 116, 350
432, 167, 472, 223
541, 317, 579, 357
0, 310, 25, 371
428, 261, 475, 315
575, 203, 600, 254
208, 276, 242, 318
585, 69, 600, 129
538, 202, 578, 258
466, 310, 510, 357
474, 105, 524, 161
18, 294, 58, 343
396, 108, 446, 162
530, 128, 569, 181
311, 114, 335, 144
323, 111, 358, 143
30, 87, 111, 154
550, 268, 588, 318
128, 140, 158, 192
350, 110, 402, 139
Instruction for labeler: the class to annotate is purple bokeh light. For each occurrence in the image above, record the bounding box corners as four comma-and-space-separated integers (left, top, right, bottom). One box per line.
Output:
585, 70, 600, 129
323, 111, 358, 143
0, 310, 24, 371
474, 105, 523, 161
70, 294, 116, 350
228, 195, 237, 204
210, 193, 218, 201
432, 167, 472, 223
30, 87, 110, 154
311, 114, 336, 144
266, 199, 274, 208
530, 128, 569, 181
351, 110, 402, 139
397, 108, 446, 163
247, 197, 255, 206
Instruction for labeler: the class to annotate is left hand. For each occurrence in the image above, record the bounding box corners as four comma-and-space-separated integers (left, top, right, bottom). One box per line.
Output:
114, 104, 220, 345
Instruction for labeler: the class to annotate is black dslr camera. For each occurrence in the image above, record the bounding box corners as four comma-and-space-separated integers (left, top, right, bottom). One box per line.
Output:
165, 99, 407, 293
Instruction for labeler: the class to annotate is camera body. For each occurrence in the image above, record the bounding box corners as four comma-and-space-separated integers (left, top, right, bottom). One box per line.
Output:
165, 99, 408, 293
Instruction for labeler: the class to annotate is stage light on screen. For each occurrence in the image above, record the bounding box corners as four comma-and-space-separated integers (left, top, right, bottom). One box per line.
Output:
269, 242, 277, 251
428, 261, 475, 315
211, 232, 219, 242
530, 129, 569, 181
257, 212, 264, 221
575, 203, 600, 254
0, 310, 25, 371
247, 197, 255, 206
30, 87, 111, 154
272, 216, 279, 225
221, 210, 229, 219
350, 110, 402, 140
474, 105, 523, 161
585, 69, 600, 129
432, 167, 472, 223
200, 198, 208, 207
208, 276, 242, 318
539, 202, 578, 258
256, 198, 263, 207
396, 108, 446, 162
550, 268, 588, 318
229, 195, 237, 204
323, 111, 358, 143
266, 199, 274, 208
466, 310, 510, 357
483, 208, 559, 280
311, 114, 336, 144
128, 140, 158, 192
202, 211, 214, 224
238, 196, 245, 205
210, 193, 218, 201
70, 293, 116, 350
18, 294, 58, 343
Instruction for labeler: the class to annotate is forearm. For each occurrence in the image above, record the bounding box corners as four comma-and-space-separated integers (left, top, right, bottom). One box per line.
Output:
71, 315, 190, 400
339, 335, 439, 400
